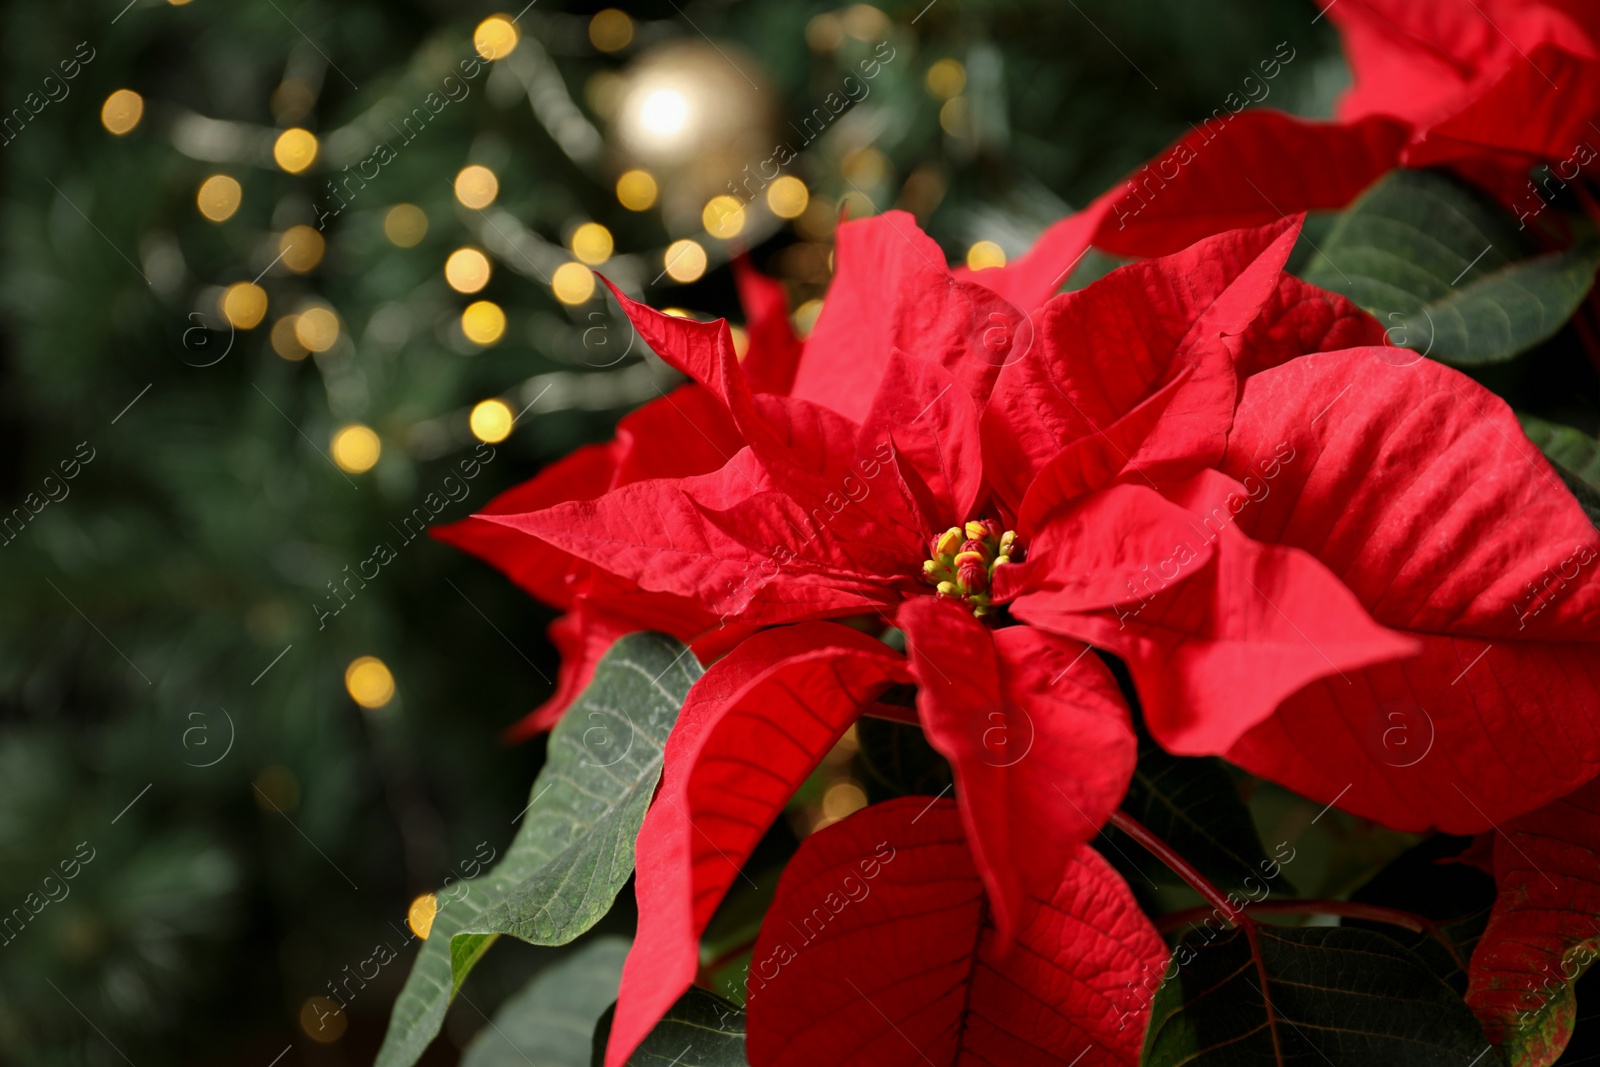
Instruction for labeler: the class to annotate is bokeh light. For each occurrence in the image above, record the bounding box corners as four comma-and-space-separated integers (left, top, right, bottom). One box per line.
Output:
966, 240, 1006, 271
926, 58, 967, 99
766, 176, 809, 219
330, 425, 381, 474
551, 262, 596, 304
100, 89, 143, 135
270, 316, 308, 360
474, 15, 520, 60
384, 204, 428, 247
407, 893, 438, 939
793, 297, 823, 335
663, 239, 707, 283
570, 222, 614, 265
615, 169, 657, 211
294, 307, 341, 352
469, 399, 514, 443
445, 248, 492, 293
272, 128, 318, 174
589, 9, 634, 52
197, 175, 241, 222
278, 225, 324, 273
220, 282, 268, 329
454, 165, 499, 209
461, 300, 506, 345
344, 656, 395, 708
702, 195, 745, 239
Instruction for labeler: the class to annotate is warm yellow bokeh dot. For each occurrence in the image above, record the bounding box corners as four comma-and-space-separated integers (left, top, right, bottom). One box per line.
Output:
615, 169, 657, 211
271, 316, 309, 361
939, 96, 969, 137
445, 248, 492, 294
344, 656, 394, 707
551, 261, 597, 305
702, 195, 745, 239
469, 398, 515, 444
278, 225, 325, 273
197, 175, 242, 222
167, 0, 194, 6
273, 128, 318, 174
407, 893, 438, 940
926, 58, 967, 100
661, 308, 692, 318
220, 282, 268, 329
461, 300, 507, 345
294, 306, 341, 352
793, 297, 824, 336
474, 15, 520, 60
454, 164, 499, 210
729, 324, 750, 360
100, 90, 144, 135
966, 240, 1006, 271
330, 425, 381, 475
570, 222, 614, 266
589, 8, 634, 52
766, 176, 809, 220
300, 996, 347, 1043
821, 780, 869, 822
384, 204, 428, 247
664, 239, 707, 283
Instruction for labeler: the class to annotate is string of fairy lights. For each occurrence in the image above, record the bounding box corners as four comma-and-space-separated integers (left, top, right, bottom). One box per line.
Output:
90, 8, 997, 1012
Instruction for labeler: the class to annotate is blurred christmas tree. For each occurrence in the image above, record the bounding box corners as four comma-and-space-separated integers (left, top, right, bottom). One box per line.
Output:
0, 0, 1344, 1063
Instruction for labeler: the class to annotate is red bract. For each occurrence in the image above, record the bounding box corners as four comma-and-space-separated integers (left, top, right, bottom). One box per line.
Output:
1466, 777, 1600, 1062
745, 798, 1166, 1067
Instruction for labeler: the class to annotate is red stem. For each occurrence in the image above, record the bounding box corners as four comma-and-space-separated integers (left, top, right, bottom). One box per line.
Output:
1155, 899, 1422, 934
1109, 810, 1241, 923
860, 701, 920, 726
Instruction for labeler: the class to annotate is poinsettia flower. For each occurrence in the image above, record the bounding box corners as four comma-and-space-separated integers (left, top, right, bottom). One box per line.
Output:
501, 211, 1397, 1067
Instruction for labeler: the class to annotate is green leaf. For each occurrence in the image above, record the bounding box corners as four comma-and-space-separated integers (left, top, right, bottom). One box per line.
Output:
1104, 738, 1280, 893
1521, 416, 1600, 530
460, 936, 630, 1067
1299, 169, 1600, 366
377, 633, 703, 1067
1522, 415, 1600, 491
592, 987, 749, 1066
1141, 924, 1499, 1066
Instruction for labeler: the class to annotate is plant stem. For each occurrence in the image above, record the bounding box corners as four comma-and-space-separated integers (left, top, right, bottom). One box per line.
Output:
1108, 810, 1242, 923
859, 701, 920, 726
1155, 899, 1423, 934
1155, 898, 1468, 972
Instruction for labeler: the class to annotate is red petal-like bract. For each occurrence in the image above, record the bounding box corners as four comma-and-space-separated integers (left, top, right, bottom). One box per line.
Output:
1465, 777, 1600, 1062
1086, 110, 1408, 260
744, 798, 1167, 1067
794, 210, 1034, 422
981, 215, 1302, 514
604, 624, 910, 1067
1213, 349, 1600, 832
1467, 778, 1600, 1062
900, 598, 1137, 944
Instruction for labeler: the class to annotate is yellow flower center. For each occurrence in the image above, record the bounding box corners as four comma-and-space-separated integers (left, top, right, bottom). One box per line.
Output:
921, 519, 1020, 618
